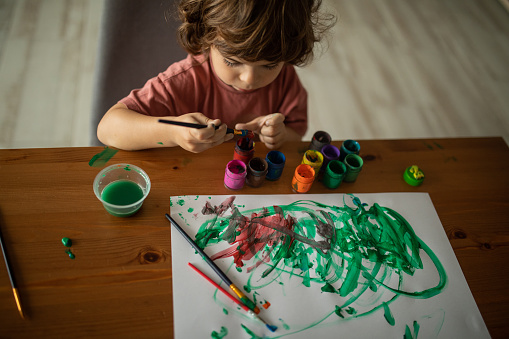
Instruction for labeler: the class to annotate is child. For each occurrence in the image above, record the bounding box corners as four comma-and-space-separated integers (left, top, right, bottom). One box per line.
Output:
97, 0, 335, 152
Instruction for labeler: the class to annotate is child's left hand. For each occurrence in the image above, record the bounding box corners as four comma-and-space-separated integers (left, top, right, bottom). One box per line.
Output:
235, 113, 286, 149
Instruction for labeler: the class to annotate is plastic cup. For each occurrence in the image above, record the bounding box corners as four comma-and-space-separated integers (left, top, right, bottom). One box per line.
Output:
93, 164, 151, 217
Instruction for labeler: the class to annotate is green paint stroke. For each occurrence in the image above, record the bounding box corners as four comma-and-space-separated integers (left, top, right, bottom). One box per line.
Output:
383, 302, 395, 326
279, 318, 290, 330
211, 326, 228, 339
89, 147, 118, 167
195, 195, 448, 336
240, 324, 263, 339
404, 321, 420, 339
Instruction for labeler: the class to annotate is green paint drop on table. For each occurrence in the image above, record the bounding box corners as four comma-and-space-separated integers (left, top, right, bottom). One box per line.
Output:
61, 237, 72, 247
65, 249, 75, 259
101, 180, 144, 206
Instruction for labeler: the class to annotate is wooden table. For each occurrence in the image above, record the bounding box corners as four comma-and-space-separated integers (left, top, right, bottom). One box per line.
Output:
0, 137, 508, 338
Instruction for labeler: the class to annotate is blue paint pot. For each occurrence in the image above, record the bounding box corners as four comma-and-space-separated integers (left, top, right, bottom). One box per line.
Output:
265, 151, 286, 181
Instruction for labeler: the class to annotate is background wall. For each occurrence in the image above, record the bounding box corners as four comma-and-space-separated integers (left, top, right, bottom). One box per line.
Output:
0, 0, 508, 149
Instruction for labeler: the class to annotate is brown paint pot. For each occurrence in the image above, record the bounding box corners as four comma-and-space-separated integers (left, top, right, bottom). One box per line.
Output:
246, 157, 268, 187
308, 131, 331, 151
291, 164, 315, 193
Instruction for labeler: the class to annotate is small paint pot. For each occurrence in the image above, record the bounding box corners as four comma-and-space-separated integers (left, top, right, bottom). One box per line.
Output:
233, 137, 255, 165
339, 139, 361, 161
224, 160, 247, 190
246, 157, 268, 188
265, 150, 286, 181
308, 131, 331, 151
302, 150, 324, 178
291, 164, 315, 193
319, 144, 340, 177
343, 154, 364, 183
322, 160, 347, 189
403, 165, 425, 186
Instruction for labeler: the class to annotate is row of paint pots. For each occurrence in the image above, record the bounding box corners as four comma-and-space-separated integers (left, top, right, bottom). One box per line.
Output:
224, 147, 286, 190
224, 135, 363, 192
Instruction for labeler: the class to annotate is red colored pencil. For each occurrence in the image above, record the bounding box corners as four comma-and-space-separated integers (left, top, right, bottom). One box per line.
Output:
188, 262, 277, 332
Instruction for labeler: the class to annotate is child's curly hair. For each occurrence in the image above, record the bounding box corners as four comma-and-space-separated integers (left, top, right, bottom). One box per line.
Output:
176, 0, 336, 66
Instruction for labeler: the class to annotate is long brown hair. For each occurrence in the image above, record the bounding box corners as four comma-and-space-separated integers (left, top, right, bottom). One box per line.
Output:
176, 0, 336, 66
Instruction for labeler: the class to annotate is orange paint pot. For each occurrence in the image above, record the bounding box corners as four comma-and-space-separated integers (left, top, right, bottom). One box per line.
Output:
291, 164, 315, 193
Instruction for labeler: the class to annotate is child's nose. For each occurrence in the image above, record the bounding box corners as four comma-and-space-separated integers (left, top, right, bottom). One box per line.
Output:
239, 67, 256, 85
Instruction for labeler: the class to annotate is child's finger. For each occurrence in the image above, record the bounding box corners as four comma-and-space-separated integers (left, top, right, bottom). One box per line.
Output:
264, 113, 285, 126
235, 116, 265, 131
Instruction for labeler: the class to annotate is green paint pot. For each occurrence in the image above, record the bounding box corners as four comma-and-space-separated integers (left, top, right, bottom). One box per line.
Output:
323, 160, 347, 189
93, 164, 151, 217
343, 154, 363, 183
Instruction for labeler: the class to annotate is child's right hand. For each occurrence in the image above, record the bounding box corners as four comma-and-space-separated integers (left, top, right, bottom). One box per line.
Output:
171, 113, 234, 153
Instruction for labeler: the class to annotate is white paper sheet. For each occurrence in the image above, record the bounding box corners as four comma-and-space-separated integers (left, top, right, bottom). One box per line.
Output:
169, 193, 490, 339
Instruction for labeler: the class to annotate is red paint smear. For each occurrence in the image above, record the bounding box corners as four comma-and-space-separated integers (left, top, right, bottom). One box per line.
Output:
262, 301, 271, 309
210, 212, 294, 268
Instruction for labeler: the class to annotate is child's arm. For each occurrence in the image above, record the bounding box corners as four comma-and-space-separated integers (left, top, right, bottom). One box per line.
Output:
97, 103, 233, 152
234, 113, 301, 150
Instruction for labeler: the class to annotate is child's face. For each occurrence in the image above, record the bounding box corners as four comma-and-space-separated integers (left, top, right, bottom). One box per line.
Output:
210, 45, 284, 92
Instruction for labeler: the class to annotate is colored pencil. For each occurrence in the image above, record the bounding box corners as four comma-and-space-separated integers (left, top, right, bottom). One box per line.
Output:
158, 119, 249, 136
165, 214, 260, 314
188, 262, 277, 332
0, 215, 25, 319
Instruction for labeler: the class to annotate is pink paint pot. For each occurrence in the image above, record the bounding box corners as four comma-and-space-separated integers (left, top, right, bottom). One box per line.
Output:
224, 160, 247, 190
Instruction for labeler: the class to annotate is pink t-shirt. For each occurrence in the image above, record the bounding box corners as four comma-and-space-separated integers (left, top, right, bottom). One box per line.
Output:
120, 54, 308, 136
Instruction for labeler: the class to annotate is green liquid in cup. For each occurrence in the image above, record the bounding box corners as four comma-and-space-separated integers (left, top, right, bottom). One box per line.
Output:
101, 180, 144, 205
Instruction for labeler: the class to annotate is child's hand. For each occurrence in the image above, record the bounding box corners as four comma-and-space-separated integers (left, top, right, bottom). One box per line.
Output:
173, 113, 234, 153
235, 113, 287, 149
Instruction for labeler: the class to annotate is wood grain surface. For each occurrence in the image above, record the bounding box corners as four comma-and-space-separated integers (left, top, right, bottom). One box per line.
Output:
0, 138, 508, 338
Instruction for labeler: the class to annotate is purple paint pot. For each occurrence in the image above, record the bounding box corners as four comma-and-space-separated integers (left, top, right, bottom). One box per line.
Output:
224, 160, 247, 190
319, 144, 340, 178
246, 157, 268, 188
265, 151, 286, 181
308, 131, 331, 151
233, 137, 255, 165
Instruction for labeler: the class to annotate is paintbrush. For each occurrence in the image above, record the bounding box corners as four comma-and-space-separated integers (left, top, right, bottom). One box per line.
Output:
158, 119, 250, 136
165, 214, 260, 314
0, 210, 25, 319
188, 263, 277, 332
